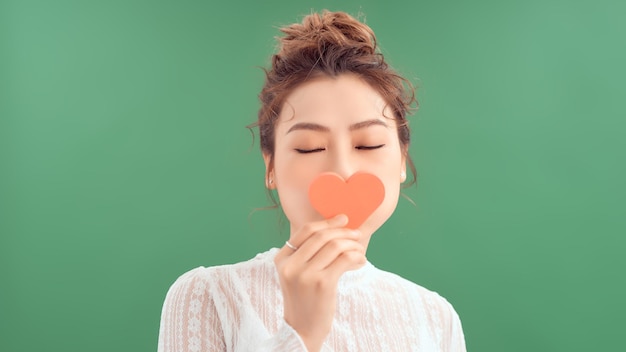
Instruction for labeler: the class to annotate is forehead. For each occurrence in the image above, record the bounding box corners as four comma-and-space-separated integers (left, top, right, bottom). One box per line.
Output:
277, 74, 390, 127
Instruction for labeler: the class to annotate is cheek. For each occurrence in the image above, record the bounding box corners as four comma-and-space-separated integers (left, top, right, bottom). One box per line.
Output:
370, 150, 404, 219
379, 166, 402, 202
273, 152, 324, 224
275, 153, 319, 189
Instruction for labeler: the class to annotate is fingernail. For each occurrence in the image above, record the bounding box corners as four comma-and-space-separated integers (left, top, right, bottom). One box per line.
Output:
335, 214, 348, 224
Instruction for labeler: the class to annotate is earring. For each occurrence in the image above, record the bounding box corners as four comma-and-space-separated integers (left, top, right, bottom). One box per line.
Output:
400, 171, 406, 182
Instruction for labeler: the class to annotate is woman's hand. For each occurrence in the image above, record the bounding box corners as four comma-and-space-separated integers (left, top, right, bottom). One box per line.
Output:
273, 214, 366, 352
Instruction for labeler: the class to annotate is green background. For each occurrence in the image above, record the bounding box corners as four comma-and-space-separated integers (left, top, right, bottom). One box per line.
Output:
1, 0, 625, 351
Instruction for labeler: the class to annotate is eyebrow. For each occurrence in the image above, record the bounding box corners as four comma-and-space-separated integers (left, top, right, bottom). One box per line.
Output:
286, 119, 388, 134
348, 119, 388, 131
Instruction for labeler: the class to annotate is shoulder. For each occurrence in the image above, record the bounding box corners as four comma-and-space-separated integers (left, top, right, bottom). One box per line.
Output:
372, 266, 462, 325
368, 267, 465, 347
163, 248, 279, 299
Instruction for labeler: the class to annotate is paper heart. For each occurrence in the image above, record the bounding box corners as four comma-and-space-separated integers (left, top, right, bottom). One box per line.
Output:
308, 172, 385, 229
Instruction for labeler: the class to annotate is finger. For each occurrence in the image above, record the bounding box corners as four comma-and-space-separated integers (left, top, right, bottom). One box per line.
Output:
289, 214, 349, 249
324, 250, 367, 281
275, 243, 296, 262
276, 214, 350, 262
277, 227, 356, 269
295, 228, 359, 263
306, 238, 365, 271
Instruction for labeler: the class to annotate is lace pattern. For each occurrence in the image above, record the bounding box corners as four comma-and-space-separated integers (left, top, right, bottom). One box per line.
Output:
158, 248, 466, 351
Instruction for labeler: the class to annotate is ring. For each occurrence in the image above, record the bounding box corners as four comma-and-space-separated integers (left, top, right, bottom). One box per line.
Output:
285, 240, 298, 251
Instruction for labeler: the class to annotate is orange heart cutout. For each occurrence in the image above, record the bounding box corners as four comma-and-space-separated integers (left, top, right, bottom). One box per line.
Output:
308, 172, 385, 229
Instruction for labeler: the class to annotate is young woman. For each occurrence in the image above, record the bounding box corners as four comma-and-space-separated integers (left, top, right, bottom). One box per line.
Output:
158, 10, 466, 352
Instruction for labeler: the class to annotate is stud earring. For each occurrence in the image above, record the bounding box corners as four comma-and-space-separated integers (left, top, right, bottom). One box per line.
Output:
400, 171, 406, 181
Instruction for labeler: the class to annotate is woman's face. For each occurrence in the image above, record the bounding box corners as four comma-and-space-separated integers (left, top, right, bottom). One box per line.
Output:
264, 74, 407, 242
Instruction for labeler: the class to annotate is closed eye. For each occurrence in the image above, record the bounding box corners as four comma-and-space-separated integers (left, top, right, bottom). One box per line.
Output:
356, 144, 385, 150
295, 148, 325, 154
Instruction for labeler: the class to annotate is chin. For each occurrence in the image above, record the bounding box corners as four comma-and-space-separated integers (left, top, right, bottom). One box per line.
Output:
365, 201, 399, 234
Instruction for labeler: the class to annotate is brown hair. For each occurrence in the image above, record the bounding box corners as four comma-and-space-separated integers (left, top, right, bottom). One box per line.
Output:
251, 10, 418, 187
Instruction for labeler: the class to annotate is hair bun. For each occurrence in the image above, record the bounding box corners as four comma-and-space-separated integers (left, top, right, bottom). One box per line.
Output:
277, 10, 377, 60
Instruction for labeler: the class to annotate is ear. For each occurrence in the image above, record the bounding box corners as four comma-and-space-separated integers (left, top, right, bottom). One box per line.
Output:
263, 153, 276, 189
400, 153, 407, 183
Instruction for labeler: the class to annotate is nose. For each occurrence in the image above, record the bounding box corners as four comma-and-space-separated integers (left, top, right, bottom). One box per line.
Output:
327, 146, 356, 180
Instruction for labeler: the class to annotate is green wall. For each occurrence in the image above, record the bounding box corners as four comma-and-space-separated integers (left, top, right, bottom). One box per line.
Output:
1, 0, 625, 351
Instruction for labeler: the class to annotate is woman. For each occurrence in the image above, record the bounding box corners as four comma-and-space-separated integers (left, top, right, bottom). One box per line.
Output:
158, 10, 466, 352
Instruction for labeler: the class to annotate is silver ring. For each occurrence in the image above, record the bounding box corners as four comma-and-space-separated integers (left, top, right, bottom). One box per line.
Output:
285, 240, 298, 251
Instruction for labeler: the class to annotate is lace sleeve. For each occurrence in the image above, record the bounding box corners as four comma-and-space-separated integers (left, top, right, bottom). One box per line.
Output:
157, 269, 226, 352
441, 299, 466, 352
157, 268, 321, 352
258, 320, 322, 352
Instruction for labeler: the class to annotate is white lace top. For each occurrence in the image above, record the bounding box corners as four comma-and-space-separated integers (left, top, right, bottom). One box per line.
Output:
157, 248, 466, 352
